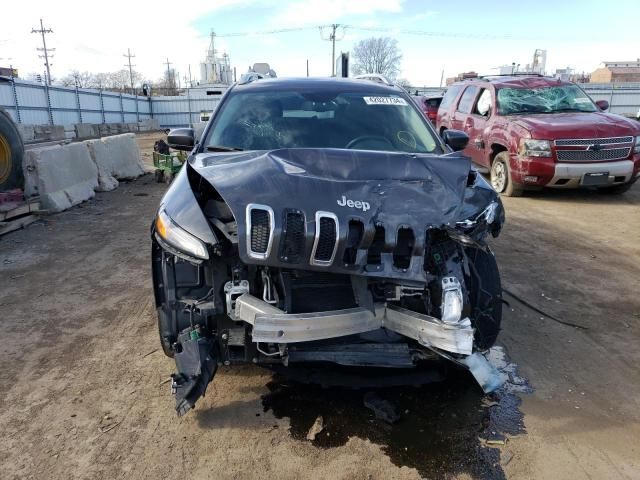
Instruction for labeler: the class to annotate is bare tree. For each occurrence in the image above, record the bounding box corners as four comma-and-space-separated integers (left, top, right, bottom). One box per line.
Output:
351, 37, 403, 81
155, 68, 178, 96
57, 68, 143, 93
59, 70, 97, 88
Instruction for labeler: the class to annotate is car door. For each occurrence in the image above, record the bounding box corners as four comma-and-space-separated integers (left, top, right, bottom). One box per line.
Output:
464, 88, 493, 167
436, 84, 464, 131
450, 85, 478, 133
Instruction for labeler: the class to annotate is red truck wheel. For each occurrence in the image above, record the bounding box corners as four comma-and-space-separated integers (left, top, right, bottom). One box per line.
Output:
491, 152, 523, 197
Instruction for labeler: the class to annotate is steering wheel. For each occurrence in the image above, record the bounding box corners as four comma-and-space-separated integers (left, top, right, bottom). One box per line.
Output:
345, 135, 394, 150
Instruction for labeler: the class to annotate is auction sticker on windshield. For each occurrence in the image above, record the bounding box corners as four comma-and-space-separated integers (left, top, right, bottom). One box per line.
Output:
363, 96, 408, 106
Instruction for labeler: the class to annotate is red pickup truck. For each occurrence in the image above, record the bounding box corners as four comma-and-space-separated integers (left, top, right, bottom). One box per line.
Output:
436, 75, 640, 196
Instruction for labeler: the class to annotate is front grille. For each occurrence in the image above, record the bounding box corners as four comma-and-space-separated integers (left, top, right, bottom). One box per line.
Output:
555, 136, 633, 147
393, 227, 415, 270
250, 210, 270, 253
343, 220, 364, 265
246, 204, 274, 259
556, 147, 631, 162
311, 212, 339, 265
315, 218, 337, 261
280, 210, 305, 263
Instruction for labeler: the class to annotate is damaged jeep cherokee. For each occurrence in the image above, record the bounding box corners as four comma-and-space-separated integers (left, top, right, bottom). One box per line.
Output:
151, 77, 506, 416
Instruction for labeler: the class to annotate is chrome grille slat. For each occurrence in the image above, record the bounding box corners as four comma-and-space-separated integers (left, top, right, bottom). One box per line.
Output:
246, 204, 274, 260
310, 211, 339, 266
555, 136, 633, 147
556, 147, 631, 162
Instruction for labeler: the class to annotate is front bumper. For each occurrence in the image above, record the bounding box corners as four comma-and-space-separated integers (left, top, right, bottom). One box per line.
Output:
235, 293, 474, 355
547, 160, 634, 189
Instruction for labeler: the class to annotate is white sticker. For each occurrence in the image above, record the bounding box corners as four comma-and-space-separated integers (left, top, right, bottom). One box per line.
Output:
363, 96, 408, 106
574, 98, 592, 103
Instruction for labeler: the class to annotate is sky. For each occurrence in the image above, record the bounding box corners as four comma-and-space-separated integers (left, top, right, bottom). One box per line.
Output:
2, 0, 639, 87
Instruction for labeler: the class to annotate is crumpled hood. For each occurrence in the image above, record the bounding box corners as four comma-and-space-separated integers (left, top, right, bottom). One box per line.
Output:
191, 148, 473, 226
187, 148, 498, 281
513, 112, 640, 138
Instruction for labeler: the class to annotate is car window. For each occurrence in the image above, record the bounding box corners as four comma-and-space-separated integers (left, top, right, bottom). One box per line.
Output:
425, 98, 442, 108
473, 89, 492, 116
440, 85, 463, 109
457, 86, 479, 114
496, 85, 597, 115
206, 90, 439, 153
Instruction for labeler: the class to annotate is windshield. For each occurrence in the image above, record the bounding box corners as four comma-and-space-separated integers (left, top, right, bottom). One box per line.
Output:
206, 90, 439, 153
496, 85, 597, 115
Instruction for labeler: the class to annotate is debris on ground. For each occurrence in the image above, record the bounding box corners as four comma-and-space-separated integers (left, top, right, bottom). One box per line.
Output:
363, 392, 400, 424
306, 416, 325, 441
501, 450, 514, 466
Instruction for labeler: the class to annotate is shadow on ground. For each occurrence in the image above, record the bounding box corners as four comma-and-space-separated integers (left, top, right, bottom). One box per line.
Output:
261, 364, 525, 480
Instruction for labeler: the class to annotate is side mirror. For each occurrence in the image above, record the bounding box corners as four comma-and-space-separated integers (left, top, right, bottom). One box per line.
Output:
167, 128, 195, 151
595, 100, 609, 111
442, 129, 469, 152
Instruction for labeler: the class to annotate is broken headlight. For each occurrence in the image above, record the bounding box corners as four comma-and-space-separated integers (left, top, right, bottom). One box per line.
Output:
155, 209, 209, 260
634, 136, 640, 154
520, 139, 551, 157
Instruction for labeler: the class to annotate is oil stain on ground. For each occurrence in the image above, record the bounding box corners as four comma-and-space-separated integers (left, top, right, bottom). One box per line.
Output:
262, 350, 528, 480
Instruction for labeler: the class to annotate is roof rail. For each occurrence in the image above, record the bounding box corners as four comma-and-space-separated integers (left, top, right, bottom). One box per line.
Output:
478, 73, 546, 80
354, 74, 394, 86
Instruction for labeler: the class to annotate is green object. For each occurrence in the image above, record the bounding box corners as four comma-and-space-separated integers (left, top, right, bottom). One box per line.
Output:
190, 328, 200, 341
153, 151, 186, 176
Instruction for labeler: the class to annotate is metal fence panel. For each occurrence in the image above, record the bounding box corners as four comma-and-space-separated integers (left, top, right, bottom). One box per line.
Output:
15, 83, 48, 108
4, 78, 637, 129
78, 91, 102, 110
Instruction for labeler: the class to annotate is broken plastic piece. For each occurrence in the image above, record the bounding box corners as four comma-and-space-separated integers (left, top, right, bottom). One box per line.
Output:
171, 327, 218, 416
462, 352, 504, 393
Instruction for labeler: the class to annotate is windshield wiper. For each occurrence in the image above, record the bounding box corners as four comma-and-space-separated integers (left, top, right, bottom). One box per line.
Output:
206, 145, 244, 152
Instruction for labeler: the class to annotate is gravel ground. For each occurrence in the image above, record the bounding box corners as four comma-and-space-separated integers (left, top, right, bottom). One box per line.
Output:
0, 132, 638, 479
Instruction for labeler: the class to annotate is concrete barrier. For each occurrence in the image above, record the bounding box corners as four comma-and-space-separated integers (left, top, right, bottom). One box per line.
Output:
17, 124, 35, 142
75, 123, 96, 139
138, 118, 160, 131
33, 125, 65, 141
85, 133, 145, 191
23, 143, 99, 212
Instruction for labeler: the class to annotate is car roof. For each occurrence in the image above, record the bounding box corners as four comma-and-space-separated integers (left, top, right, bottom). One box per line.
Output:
452, 75, 571, 89
232, 76, 406, 94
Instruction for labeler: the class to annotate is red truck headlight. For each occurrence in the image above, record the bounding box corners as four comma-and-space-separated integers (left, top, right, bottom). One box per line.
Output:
520, 139, 551, 158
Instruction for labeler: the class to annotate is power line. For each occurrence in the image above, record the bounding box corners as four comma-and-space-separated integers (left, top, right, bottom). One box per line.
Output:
344, 25, 526, 40
216, 26, 314, 37
31, 19, 54, 85
123, 48, 136, 94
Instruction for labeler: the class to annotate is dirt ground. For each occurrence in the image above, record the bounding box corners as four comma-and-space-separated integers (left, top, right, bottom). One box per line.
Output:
1, 132, 639, 479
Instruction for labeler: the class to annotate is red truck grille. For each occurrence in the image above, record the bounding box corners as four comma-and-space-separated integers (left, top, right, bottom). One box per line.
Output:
554, 136, 633, 162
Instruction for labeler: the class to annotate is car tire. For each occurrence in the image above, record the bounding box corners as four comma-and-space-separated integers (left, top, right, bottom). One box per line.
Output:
465, 247, 502, 351
491, 152, 523, 197
598, 182, 635, 195
0, 110, 25, 191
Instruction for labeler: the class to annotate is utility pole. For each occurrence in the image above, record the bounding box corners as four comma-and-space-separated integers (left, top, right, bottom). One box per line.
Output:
31, 19, 54, 85
306, 59, 309, 77
164, 58, 173, 95
123, 48, 136, 94
320, 24, 344, 77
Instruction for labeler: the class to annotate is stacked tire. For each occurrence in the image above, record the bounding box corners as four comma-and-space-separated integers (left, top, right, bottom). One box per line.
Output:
0, 109, 24, 191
